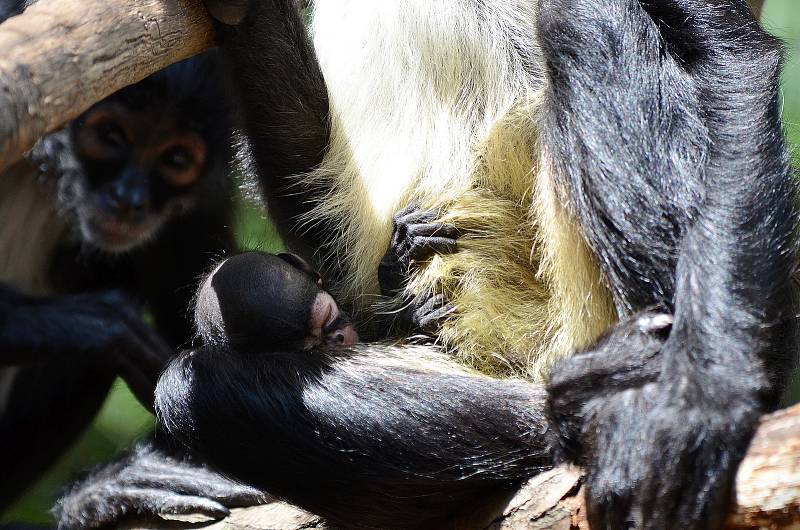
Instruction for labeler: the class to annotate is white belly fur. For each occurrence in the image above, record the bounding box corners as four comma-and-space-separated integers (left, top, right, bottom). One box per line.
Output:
302, 0, 616, 379
307, 0, 541, 302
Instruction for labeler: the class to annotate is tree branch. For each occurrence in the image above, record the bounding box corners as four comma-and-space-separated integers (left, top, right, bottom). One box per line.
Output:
0, 0, 213, 173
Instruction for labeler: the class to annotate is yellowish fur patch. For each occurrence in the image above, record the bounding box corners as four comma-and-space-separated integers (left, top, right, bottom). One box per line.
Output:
299, 0, 617, 381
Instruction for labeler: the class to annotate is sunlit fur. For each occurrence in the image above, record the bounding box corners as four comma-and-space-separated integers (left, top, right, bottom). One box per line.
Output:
299, 0, 616, 379
0, 161, 66, 295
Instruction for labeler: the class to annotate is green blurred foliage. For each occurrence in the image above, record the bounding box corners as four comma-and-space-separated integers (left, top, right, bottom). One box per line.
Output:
4, 1, 800, 524
766, 1, 800, 148
762, 0, 800, 405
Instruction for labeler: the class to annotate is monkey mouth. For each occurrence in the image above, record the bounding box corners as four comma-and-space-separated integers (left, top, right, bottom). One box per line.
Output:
337, 325, 359, 346
85, 215, 160, 252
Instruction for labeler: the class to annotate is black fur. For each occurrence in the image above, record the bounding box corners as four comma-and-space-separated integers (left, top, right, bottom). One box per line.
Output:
540, 1, 796, 527
55, 0, 798, 529
54, 439, 265, 529
0, 51, 237, 512
196, 252, 323, 351
0, 0, 29, 21
155, 345, 553, 529
210, 0, 331, 265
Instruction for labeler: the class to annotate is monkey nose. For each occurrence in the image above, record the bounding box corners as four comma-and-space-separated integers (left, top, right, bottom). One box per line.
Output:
328, 325, 359, 347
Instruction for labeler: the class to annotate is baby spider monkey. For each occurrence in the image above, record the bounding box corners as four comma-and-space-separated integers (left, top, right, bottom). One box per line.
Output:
195, 251, 359, 353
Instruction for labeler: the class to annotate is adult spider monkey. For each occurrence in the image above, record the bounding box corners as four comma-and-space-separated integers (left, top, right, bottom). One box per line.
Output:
59, 0, 798, 529
0, 1, 264, 516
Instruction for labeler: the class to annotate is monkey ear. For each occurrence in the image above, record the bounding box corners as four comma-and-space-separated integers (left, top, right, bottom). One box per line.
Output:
204, 0, 248, 26
278, 253, 323, 287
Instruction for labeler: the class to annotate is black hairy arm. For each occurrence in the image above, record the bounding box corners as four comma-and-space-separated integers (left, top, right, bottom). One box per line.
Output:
539, 0, 797, 528
0, 282, 173, 509
207, 0, 332, 263
155, 344, 554, 530
54, 437, 265, 530
0, 209, 233, 511
0, 285, 170, 409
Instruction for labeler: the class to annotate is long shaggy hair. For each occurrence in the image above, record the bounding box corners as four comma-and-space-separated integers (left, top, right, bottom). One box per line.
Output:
294, 0, 616, 379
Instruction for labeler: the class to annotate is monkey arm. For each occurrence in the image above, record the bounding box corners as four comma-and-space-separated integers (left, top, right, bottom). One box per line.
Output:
206, 0, 333, 263
0, 284, 171, 409
0, 285, 170, 508
54, 437, 266, 530
154, 344, 555, 529
538, 1, 796, 529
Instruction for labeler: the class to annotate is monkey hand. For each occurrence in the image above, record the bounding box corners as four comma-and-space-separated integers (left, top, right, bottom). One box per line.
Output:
379, 203, 459, 297
579, 377, 758, 530
547, 311, 669, 459
90, 290, 176, 411
548, 312, 758, 530
377, 289, 457, 337
55, 442, 267, 530
403, 290, 457, 334
378, 203, 458, 334
56, 289, 175, 411
0, 287, 174, 411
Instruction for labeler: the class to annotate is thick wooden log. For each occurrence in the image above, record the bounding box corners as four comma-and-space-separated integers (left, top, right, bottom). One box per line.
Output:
0, 0, 214, 173
132, 403, 800, 529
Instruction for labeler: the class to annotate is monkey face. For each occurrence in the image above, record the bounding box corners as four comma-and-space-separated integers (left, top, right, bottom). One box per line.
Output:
59, 53, 231, 254
67, 101, 209, 252
195, 252, 359, 353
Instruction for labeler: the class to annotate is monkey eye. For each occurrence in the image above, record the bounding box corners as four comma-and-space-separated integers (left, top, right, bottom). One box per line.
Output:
159, 144, 203, 187
96, 123, 127, 149
158, 136, 206, 187
162, 146, 193, 170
